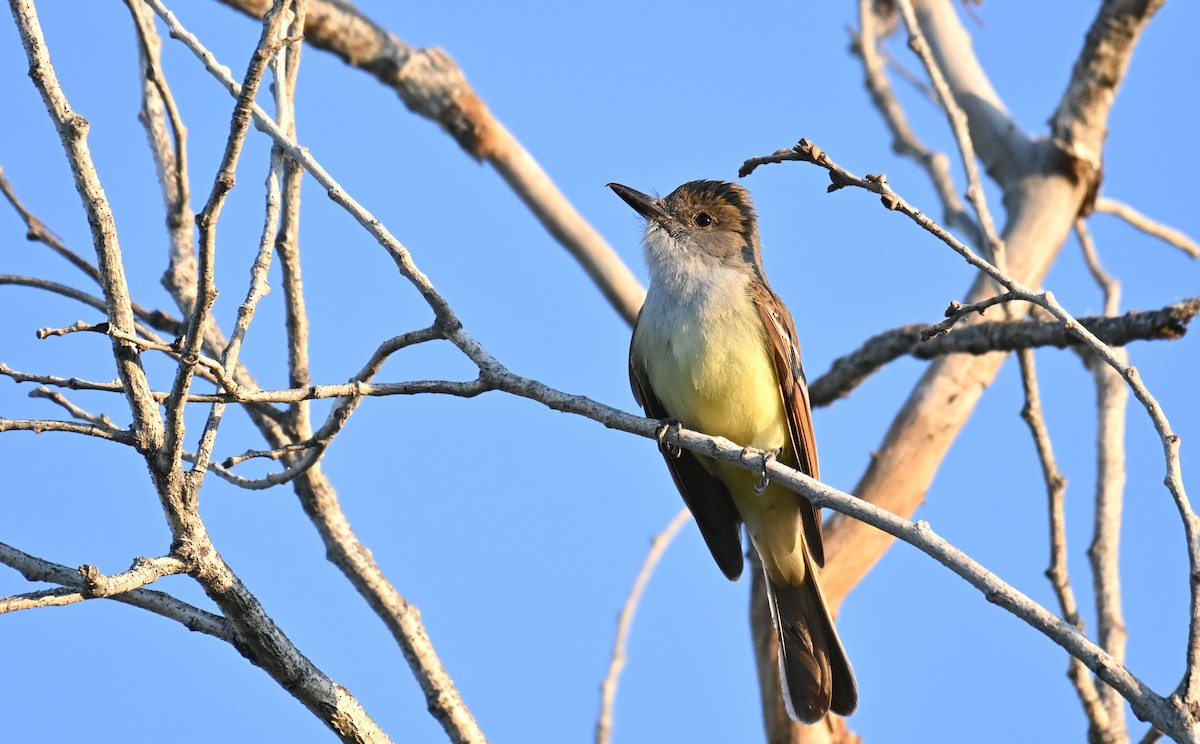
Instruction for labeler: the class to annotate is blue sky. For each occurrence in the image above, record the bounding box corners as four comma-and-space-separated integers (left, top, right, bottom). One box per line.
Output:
1, 1, 1198, 742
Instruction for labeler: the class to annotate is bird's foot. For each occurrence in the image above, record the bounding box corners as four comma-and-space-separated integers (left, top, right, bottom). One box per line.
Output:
743, 448, 778, 494
655, 419, 684, 459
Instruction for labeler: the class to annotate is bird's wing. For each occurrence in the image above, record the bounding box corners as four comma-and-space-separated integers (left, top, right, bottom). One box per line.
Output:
630, 344, 744, 581
751, 281, 825, 567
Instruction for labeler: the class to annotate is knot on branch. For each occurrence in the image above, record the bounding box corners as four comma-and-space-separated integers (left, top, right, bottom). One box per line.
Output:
1047, 142, 1103, 217
794, 138, 825, 165
64, 112, 90, 138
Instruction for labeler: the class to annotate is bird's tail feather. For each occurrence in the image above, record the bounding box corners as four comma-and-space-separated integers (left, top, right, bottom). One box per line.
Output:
765, 557, 857, 723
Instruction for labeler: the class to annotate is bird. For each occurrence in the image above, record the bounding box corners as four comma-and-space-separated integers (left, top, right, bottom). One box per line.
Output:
609, 179, 857, 723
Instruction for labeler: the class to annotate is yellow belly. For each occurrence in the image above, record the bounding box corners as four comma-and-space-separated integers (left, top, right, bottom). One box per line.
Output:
643, 308, 788, 452
636, 303, 807, 584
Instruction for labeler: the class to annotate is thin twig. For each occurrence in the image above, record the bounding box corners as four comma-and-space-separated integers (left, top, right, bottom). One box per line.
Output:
125, 0, 197, 302
596, 507, 690, 744
1018, 349, 1113, 738
1138, 726, 1164, 744
893, 0, 1003, 262
920, 292, 1023, 339
5, 298, 1195, 412
1079, 218, 1130, 739
0, 165, 100, 282
224, 441, 315, 469
0, 416, 133, 443
1094, 196, 1199, 259
219, 326, 449, 488
34, 319, 238, 391
188, 11, 294, 479
854, 0, 980, 245
28, 387, 117, 428
126, 0, 290, 442
0, 541, 233, 642
274, 0, 312, 438
0, 361, 492, 406
144, 5, 483, 739
1078, 219, 1121, 318
159, 0, 290, 475
217, 0, 645, 324
10, 0, 164, 452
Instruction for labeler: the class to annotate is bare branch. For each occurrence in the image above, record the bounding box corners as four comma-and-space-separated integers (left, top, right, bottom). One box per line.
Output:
1079, 218, 1131, 737
808, 297, 1200, 406
1078, 219, 1122, 318
216, 0, 644, 324
626, 416, 1186, 737
1088, 344, 1132, 737
216, 326, 450, 488
0, 361, 492, 405
0, 275, 181, 346
0, 165, 101, 283
0, 415, 133, 443
1094, 196, 1200, 259
920, 292, 1024, 339
33, 319, 238, 391
0, 587, 87, 613
224, 441, 314, 469
141, 5, 485, 740
274, 0, 313, 437
28, 386, 117, 428
125, 0, 198, 303
894, 0, 1004, 263
0, 541, 233, 643
852, 0, 980, 245
1051, 0, 1167, 172
160, 0, 290, 475
906, 0, 1034, 187
78, 555, 189, 598
596, 507, 689, 744
1018, 349, 1116, 741
0, 363, 127, 395
747, 140, 1199, 705
9, 0, 165, 452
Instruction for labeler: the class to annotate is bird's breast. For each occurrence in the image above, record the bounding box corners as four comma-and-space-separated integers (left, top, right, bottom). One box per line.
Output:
633, 273, 788, 452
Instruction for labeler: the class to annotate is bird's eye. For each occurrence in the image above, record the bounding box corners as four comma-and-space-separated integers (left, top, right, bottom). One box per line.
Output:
693, 212, 713, 227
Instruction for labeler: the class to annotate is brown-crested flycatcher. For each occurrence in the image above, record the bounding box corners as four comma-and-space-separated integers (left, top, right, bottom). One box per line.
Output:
609, 180, 857, 723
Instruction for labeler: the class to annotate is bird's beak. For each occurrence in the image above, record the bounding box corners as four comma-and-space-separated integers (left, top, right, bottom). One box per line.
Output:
607, 183, 668, 222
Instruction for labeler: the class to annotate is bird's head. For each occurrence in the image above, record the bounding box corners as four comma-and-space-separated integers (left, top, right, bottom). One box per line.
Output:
608, 180, 761, 272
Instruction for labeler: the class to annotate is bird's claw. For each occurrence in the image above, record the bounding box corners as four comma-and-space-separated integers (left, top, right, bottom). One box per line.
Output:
748, 449, 778, 494
656, 420, 684, 459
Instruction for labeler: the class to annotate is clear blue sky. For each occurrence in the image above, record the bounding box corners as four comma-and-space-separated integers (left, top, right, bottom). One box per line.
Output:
1, 1, 1198, 742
